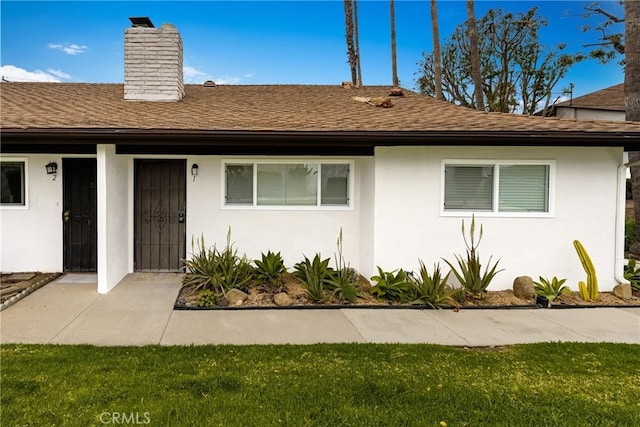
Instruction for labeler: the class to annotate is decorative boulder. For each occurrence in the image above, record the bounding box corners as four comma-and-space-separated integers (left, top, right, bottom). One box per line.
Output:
273, 292, 293, 306
513, 276, 535, 300
225, 289, 248, 306
613, 283, 632, 300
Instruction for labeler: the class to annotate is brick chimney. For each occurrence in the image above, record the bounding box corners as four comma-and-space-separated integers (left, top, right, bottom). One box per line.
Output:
124, 18, 184, 101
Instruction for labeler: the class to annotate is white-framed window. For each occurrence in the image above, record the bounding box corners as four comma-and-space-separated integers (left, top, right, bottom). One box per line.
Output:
441, 159, 554, 217
1, 158, 28, 210
223, 160, 353, 209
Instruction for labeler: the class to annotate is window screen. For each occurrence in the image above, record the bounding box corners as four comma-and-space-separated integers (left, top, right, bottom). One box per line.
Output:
499, 165, 549, 212
444, 165, 493, 211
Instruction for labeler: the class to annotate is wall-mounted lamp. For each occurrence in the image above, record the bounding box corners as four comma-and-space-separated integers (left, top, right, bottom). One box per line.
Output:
45, 162, 58, 180
191, 164, 199, 181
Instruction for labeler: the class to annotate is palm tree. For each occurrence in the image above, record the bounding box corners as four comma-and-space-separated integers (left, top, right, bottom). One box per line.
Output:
353, 0, 362, 86
344, 0, 358, 86
626, 0, 639, 122
430, 0, 443, 99
390, 0, 399, 87
466, 0, 485, 110
625, 1, 640, 245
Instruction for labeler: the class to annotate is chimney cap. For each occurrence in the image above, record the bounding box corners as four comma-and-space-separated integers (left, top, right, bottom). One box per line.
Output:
129, 17, 155, 28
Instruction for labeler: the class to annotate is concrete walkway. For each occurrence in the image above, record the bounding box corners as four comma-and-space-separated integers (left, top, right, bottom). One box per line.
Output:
1, 273, 639, 346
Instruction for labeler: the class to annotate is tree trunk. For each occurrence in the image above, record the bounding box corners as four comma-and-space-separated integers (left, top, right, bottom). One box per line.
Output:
466, 0, 485, 110
390, 0, 399, 87
344, 0, 358, 86
431, 0, 443, 100
353, 0, 363, 87
625, 1, 640, 245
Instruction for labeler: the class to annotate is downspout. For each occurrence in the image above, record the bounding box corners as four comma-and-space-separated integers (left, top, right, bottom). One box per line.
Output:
615, 158, 640, 284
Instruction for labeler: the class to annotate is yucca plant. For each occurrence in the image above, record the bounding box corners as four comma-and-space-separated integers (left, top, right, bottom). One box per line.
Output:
533, 276, 570, 302
293, 254, 333, 303
369, 267, 414, 302
411, 260, 455, 308
443, 215, 503, 298
254, 251, 287, 289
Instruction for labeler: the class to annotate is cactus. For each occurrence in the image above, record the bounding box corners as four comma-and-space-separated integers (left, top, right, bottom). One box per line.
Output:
573, 240, 598, 302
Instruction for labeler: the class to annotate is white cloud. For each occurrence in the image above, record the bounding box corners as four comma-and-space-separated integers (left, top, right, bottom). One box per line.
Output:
0, 65, 61, 82
183, 65, 243, 85
48, 43, 87, 55
183, 65, 208, 83
213, 76, 241, 85
47, 68, 71, 79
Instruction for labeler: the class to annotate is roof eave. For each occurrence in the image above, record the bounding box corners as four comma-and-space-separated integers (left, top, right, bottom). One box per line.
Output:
1, 128, 638, 149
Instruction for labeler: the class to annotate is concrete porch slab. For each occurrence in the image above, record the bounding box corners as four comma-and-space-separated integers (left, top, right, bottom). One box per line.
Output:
51, 273, 182, 346
0, 282, 100, 344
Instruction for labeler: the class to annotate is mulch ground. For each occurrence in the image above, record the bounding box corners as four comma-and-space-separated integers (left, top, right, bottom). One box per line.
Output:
175, 274, 640, 310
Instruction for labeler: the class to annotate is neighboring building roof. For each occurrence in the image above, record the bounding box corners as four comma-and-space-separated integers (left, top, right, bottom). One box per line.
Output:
554, 83, 624, 112
1, 82, 639, 149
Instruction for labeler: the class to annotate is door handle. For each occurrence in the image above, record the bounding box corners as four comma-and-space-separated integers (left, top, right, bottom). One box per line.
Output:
63, 210, 70, 222
178, 211, 185, 223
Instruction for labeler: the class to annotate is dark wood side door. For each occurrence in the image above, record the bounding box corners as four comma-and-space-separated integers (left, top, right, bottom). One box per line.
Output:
134, 160, 186, 271
63, 158, 97, 272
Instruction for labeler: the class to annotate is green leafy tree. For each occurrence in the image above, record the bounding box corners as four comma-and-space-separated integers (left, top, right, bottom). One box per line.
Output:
580, 1, 625, 64
416, 7, 584, 114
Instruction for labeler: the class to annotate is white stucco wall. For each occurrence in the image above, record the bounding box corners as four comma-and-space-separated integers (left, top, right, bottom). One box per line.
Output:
2, 147, 625, 294
373, 146, 623, 292
1, 155, 63, 272
97, 145, 130, 293
186, 156, 373, 275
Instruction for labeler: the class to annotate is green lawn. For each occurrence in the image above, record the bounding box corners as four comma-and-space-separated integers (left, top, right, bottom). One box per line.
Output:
2, 343, 639, 426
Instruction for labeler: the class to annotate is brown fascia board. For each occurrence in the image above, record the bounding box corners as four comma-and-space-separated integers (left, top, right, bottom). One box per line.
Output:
1, 128, 639, 150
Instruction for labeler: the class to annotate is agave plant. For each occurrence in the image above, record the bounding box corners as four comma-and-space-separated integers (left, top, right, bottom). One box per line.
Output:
623, 259, 640, 291
369, 266, 414, 302
443, 215, 503, 298
325, 227, 359, 303
533, 276, 570, 302
182, 228, 253, 294
411, 260, 455, 308
254, 250, 287, 289
293, 254, 333, 303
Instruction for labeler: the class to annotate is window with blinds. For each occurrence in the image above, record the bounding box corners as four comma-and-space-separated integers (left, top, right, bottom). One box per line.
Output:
443, 161, 552, 215
224, 161, 351, 207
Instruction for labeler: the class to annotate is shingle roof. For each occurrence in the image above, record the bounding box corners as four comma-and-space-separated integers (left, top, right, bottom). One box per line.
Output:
554, 83, 625, 112
1, 82, 638, 139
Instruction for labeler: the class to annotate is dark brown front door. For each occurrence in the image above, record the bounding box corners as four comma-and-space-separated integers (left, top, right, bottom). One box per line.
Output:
134, 160, 186, 271
63, 158, 97, 272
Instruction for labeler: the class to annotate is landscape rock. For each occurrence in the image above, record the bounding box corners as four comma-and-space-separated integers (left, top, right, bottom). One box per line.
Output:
512, 276, 535, 300
273, 292, 293, 306
225, 289, 248, 306
613, 283, 632, 300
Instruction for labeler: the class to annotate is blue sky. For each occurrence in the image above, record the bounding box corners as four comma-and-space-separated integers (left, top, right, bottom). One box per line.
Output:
0, 0, 625, 99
